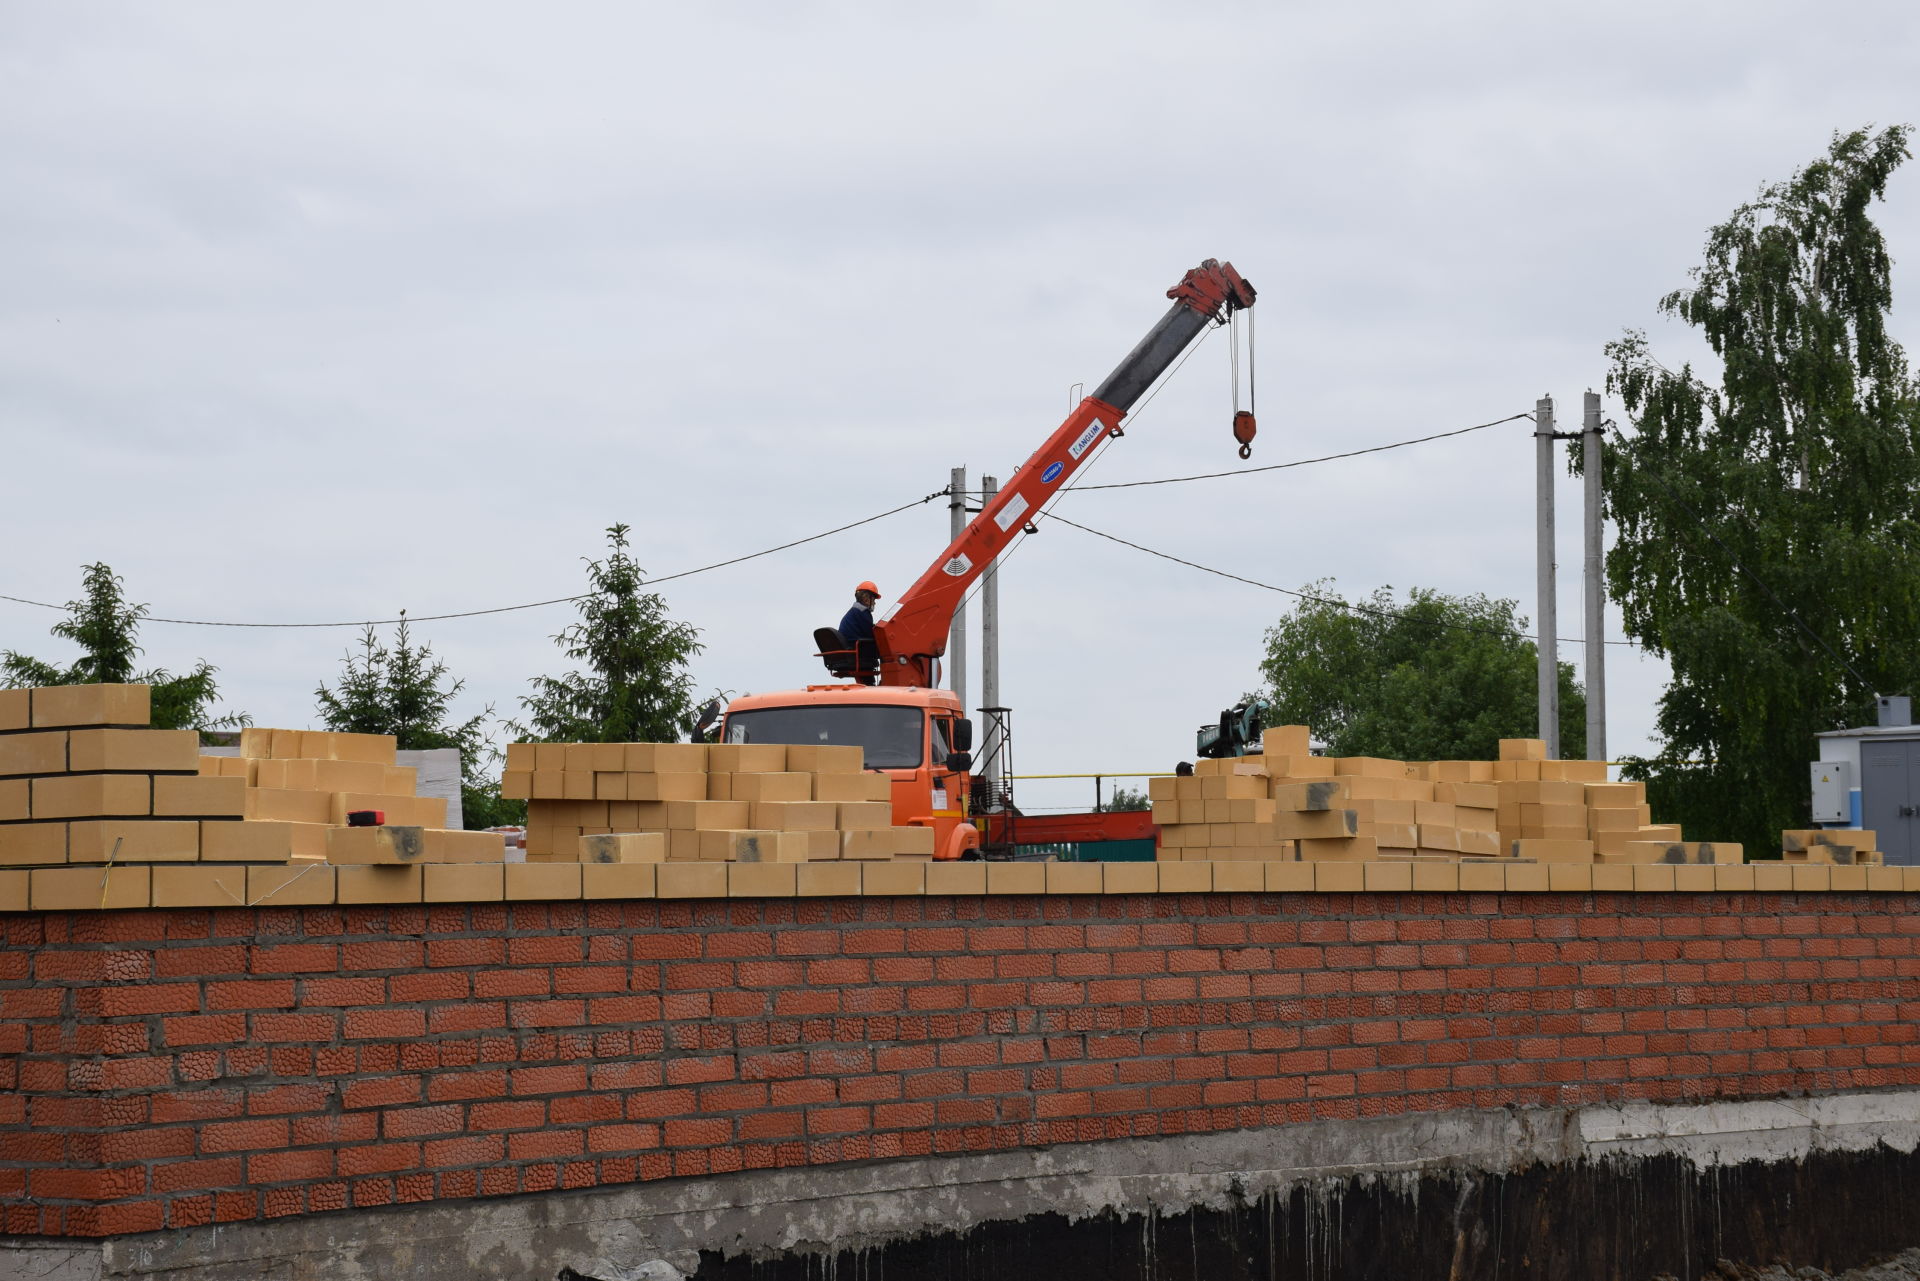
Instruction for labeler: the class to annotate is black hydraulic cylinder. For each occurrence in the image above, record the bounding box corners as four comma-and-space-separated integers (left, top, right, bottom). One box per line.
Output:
1090, 300, 1213, 414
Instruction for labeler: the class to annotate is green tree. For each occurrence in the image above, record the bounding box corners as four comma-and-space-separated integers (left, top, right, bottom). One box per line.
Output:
514, 524, 704, 744
2, 562, 246, 732
1596, 125, 1920, 854
1097, 785, 1151, 812
1257, 582, 1585, 761
315, 614, 518, 828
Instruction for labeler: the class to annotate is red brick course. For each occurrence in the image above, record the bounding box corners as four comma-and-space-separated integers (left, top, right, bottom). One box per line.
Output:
6, 890, 1920, 1237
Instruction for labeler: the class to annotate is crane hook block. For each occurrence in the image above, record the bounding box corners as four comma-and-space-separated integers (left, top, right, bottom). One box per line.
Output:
1232, 410, 1256, 460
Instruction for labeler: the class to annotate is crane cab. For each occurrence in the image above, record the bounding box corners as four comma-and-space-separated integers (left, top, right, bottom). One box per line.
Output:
719, 685, 980, 861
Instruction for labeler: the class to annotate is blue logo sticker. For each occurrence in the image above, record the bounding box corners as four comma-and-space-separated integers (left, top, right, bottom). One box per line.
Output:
1041, 461, 1064, 484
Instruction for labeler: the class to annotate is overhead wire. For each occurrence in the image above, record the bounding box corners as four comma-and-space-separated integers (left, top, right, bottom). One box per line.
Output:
0, 489, 951, 630
1041, 510, 1646, 650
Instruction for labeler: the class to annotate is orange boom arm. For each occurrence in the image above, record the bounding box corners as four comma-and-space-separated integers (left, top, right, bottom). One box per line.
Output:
872, 259, 1255, 687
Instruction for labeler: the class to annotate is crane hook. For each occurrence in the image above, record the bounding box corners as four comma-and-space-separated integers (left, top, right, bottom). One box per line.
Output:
1233, 410, 1256, 460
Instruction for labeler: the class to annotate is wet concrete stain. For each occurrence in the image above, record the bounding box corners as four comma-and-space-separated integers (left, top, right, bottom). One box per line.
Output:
693, 1144, 1920, 1281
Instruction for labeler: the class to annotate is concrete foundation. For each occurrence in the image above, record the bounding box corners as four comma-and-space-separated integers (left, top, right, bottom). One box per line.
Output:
10, 1087, 1920, 1280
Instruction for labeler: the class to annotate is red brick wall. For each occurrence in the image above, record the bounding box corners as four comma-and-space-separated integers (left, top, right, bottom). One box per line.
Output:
5, 889, 1919, 1237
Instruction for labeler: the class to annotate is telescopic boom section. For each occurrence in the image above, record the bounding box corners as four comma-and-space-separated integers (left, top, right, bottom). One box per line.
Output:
872, 259, 1255, 687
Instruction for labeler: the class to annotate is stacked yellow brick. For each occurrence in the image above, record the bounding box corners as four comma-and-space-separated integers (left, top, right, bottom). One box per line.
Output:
1780, 829, 1882, 866
218, 726, 452, 859
1149, 729, 1738, 865
501, 741, 935, 864
0, 684, 502, 910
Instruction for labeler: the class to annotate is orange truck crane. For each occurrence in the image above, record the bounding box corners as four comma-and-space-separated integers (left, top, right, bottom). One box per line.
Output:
719, 259, 1257, 860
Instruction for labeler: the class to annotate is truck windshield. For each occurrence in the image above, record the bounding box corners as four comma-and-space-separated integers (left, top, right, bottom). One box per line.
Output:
724, 705, 924, 770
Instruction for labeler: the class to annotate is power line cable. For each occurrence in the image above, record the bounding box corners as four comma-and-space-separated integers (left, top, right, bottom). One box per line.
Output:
1063, 412, 1533, 491
0, 490, 950, 630
1041, 510, 1644, 650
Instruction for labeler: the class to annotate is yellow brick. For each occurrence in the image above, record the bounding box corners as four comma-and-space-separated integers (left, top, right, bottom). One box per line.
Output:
863, 862, 928, 896
894, 826, 936, 857
246, 863, 336, 905
1101, 862, 1156, 893
703, 774, 733, 801
927, 861, 987, 895
1830, 865, 1869, 891
1668, 865, 1712, 892
1363, 863, 1414, 892
986, 862, 1045, 895
1543, 860, 1589, 891
657, 862, 727, 898
838, 829, 898, 860
729, 863, 798, 896
1505, 863, 1550, 892
797, 862, 862, 896
1588, 864, 1632, 892
0, 688, 28, 732
707, 744, 789, 773
31, 865, 151, 910
1498, 738, 1546, 761
1713, 865, 1757, 892
68, 820, 200, 863
646, 743, 710, 773
325, 733, 398, 766
31, 683, 150, 729
505, 743, 536, 772
835, 802, 894, 832
1411, 861, 1459, 892
1867, 867, 1903, 892
152, 775, 246, 818
245, 788, 332, 825
505, 863, 582, 900
1752, 863, 1794, 892
580, 833, 667, 864
1311, 862, 1363, 892
1156, 861, 1210, 892
1456, 863, 1503, 892
152, 864, 249, 908
0, 729, 66, 777
424, 863, 505, 902
31, 774, 150, 819
1297, 836, 1378, 862
582, 863, 657, 899
729, 772, 812, 803
1791, 865, 1831, 892
0, 824, 65, 866
628, 773, 707, 803
0, 779, 26, 823
1041, 862, 1101, 895
704, 830, 811, 863
311, 760, 388, 793
1274, 810, 1361, 840
803, 829, 841, 862
65, 728, 197, 774
336, 864, 423, 903
783, 744, 864, 773
1631, 865, 1677, 892
0, 867, 29, 910
1260, 861, 1312, 891
1211, 861, 1263, 892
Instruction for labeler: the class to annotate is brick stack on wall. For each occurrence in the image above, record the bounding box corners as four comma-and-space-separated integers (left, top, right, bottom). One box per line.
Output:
502, 741, 934, 864
1151, 729, 1742, 865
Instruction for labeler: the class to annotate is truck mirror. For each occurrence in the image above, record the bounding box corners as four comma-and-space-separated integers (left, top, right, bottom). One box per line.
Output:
945, 751, 973, 774
952, 719, 973, 752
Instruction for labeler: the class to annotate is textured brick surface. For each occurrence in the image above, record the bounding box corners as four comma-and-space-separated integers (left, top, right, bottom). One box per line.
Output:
5, 890, 1920, 1237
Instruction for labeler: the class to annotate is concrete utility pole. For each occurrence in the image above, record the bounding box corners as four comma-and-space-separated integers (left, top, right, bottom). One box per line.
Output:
980, 475, 1001, 798
1582, 392, 1607, 767
1535, 396, 1560, 758
948, 466, 968, 712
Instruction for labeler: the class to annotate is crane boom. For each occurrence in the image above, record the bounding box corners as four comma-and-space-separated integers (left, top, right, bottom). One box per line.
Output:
872, 258, 1255, 687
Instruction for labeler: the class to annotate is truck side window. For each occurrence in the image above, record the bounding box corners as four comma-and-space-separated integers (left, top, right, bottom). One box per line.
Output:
930, 718, 951, 764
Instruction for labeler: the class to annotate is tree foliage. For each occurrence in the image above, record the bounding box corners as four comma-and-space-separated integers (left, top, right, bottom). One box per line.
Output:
1097, 785, 1151, 813
315, 616, 518, 828
1597, 126, 1920, 853
2, 563, 245, 732
1257, 583, 1584, 762
514, 524, 704, 744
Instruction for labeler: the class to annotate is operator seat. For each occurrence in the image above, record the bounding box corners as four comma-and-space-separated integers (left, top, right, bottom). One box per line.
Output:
813, 628, 877, 685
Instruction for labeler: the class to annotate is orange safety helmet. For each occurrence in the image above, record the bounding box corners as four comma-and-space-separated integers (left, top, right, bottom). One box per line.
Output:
855, 581, 880, 597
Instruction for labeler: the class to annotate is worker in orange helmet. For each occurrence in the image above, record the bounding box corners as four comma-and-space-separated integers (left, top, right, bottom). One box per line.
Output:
839, 582, 881, 683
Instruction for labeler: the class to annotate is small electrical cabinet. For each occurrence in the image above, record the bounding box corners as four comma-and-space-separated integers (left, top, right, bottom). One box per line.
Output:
1810, 760, 1853, 824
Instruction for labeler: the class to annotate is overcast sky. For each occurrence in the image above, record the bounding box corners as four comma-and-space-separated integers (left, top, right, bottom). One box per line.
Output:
3, 3, 1915, 815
